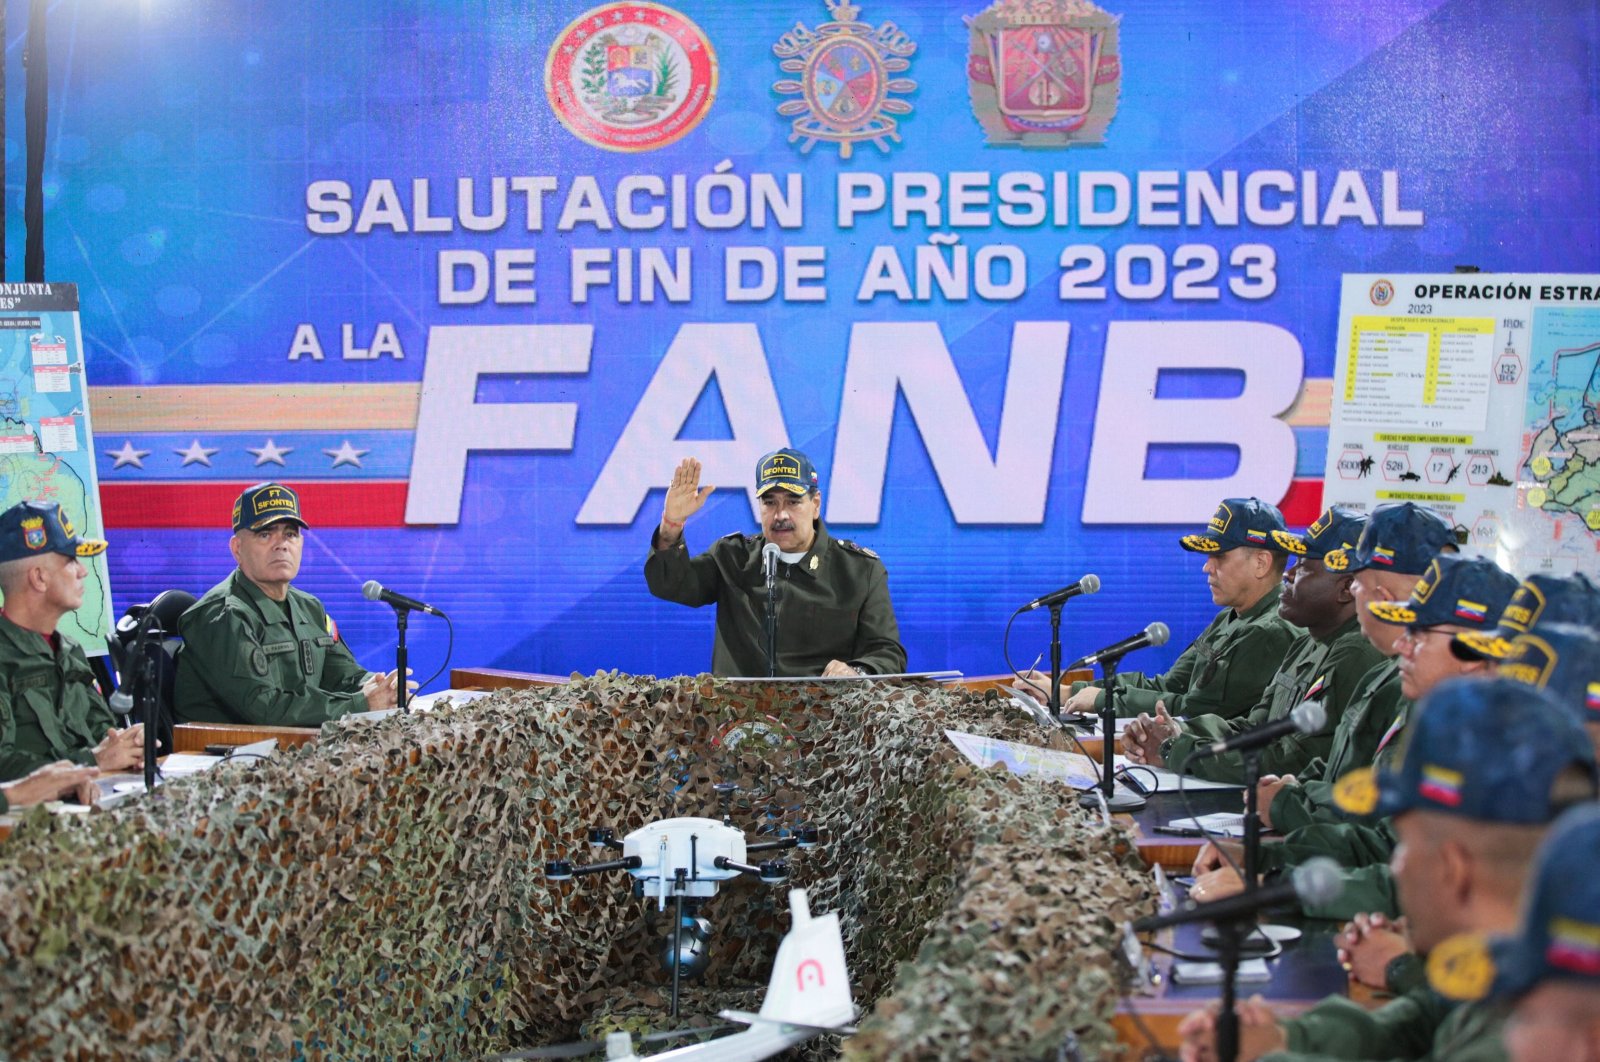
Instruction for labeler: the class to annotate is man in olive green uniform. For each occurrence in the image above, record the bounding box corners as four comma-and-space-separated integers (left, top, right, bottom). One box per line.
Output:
1265, 552, 1513, 836
175, 483, 404, 726
1427, 805, 1600, 1062
1175, 678, 1598, 1062
1020, 497, 1300, 720
1124, 510, 1383, 785
645, 450, 905, 677
0, 500, 142, 780
1244, 554, 1516, 926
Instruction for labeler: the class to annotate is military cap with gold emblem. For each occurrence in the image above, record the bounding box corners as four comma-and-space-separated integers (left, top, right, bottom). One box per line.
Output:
1178, 496, 1291, 554
1452, 572, 1600, 662
1323, 501, 1456, 574
1495, 622, 1600, 727
232, 482, 308, 532
1333, 676, 1596, 821
1364, 555, 1517, 636
0, 499, 107, 563
1428, 804, 1600, 1003
755, 449, 819, 496
1271, 505, 1366, 561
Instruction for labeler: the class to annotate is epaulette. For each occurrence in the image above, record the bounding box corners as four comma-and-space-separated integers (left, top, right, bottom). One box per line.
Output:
835, 539, 880, 560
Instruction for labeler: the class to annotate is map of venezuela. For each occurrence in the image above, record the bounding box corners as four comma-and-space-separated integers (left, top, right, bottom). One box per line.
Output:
0, 286, 113, 648
1521, 306, 1600, 556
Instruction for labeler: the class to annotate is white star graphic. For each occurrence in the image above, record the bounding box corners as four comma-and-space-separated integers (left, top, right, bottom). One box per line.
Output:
105, 441, 151, 469
175, 439, 220, 467
323, 440, 370, 468
247, 438, 293, 466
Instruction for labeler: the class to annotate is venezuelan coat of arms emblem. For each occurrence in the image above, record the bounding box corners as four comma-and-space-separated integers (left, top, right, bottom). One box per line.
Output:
772, 1, 917, 158
966, 0, 1121, 147
20, 516, 46, 551
545, 3, 718, 153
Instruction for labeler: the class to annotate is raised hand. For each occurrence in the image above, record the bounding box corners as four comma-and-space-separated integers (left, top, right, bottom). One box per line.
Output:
660, 458, 715, 542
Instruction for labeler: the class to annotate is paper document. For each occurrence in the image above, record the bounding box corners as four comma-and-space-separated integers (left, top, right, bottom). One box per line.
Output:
159, 753, 223, 776
1165, 812, 1247, 837
362, 688, 491, 721
944, 730, 1101, 789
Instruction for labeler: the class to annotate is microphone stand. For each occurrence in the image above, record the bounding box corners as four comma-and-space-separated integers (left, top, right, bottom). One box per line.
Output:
1201, 748, 1274, 954
1212, 915, 1251, 1062
136, 613, 161, 794
764, 562, 780, 678
392, 605, 411, 713
1047, 602, 1064, 722
1078, 656, 1147, 812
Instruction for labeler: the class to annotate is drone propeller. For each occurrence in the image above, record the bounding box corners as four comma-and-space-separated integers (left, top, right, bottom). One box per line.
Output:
483, 1023, 740, 1061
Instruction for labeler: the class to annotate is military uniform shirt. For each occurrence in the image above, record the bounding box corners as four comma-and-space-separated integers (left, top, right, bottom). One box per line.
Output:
1270, 658, 1406, 834
175, 570, 373, 726
1082, 583, 1300, 719
0, 614, 114, 780
1267, 987, 1507, 1062
644, 521, 906, 678
1165, 616, 1385, 784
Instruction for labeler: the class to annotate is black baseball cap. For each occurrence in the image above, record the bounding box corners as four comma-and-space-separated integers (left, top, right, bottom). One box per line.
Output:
755, 450, 819, 496
1324, 502, 1455, 575
1365, 555, 1518, 631
1270, 506, 1366, 560
232, 483, 308, 532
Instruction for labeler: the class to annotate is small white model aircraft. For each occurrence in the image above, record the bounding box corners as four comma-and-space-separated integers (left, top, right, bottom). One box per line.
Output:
490, 888, 855, 1062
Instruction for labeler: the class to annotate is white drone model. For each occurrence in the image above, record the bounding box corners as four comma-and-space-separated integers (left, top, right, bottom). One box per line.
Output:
545, 791, 823, 1019
494, 888, 855, 1062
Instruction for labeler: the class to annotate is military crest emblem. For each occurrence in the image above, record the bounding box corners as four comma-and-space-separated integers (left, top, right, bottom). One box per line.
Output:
545, 3, 718, 153
20, 516, 46, 551
965, 0, 1121, 147
772, 1, 917, 158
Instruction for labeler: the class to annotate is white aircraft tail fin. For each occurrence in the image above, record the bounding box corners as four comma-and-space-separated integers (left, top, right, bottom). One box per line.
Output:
755, 889, 855, 1029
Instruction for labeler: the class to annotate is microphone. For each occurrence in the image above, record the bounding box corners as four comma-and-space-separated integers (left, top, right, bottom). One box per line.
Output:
1022, 574, 1100, 611
361, 580, 446, 617
1190, 699, 1327, 760
1069, 622, 1170, 670
762, 542, 780, 589
1130, 858, 1342, 933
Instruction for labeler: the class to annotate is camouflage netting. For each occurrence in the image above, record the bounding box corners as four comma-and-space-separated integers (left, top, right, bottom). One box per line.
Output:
0, 675, 1154, 1060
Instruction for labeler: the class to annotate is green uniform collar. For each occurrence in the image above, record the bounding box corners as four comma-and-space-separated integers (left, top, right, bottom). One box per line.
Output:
1316, 613, 1364, 647
1234, 580, 1283, 623
0, 611, 68, 658
227, 568, 307, 629
766, 520, 834, 579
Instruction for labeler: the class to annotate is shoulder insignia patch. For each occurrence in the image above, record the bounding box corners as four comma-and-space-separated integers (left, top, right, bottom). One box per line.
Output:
838, 539, 880, 559
326, 614, 341, 642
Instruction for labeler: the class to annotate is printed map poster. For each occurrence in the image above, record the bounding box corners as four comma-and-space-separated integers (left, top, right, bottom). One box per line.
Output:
0, 284, 113, 651
1325, 274, 1600, 574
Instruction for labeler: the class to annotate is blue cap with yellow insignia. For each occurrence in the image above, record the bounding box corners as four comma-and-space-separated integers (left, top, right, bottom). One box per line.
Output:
1332, 676, 1596, 822
1271, 505, 1367, 560
0, 500, 107, 564
1366, 555, 1518, 631
1496, 622, 1600, 727
1452, 572, 1600, 662
232, 482, 308, 533
1324, 502, 1456, 574
1178, 497, 1290, 554
755, 450, 819, 497
1427, 805, 1600, 1004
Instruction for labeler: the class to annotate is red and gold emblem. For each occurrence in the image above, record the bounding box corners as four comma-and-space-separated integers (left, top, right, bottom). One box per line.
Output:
966, 0, 1121, 147
545, 3, 718, 153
